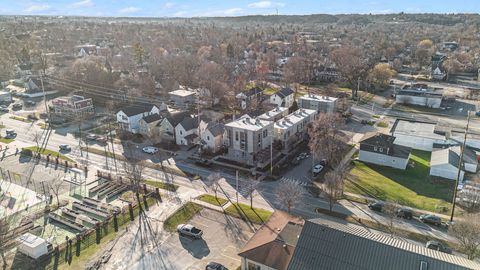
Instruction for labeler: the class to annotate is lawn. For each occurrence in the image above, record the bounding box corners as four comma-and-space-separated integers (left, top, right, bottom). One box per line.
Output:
24, 146, 76, 163
36, 122, 48, 129
196, 194, 228, 207
263, 87, 278, 95
0, 136, 14, 143
163, 202, 203, 232
224, 203, 272, 224
9, 116, 33, 123
346, 150, 455, 214
144, 180, 179, 192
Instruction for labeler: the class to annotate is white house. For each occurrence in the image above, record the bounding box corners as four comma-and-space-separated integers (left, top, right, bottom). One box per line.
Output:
138, 113, 164, 138
224, 114, 274, 166
274, 109, 317, 151
175, 116, 199, 146
298, 94, 337, 113
169, 89, 197, 109
201, 123, 225, 153
358, 133, 412, 170
116, 104, 160, 133
270, 87, 294, 108
156, 111, 190, 143
430, 148, 465, 181
236, 87, 263, 110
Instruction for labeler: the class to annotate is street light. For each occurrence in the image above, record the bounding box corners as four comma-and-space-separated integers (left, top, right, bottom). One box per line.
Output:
450, 110, 471, 222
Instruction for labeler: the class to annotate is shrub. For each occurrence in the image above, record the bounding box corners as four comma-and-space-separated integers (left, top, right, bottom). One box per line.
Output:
21, 148, 33, 157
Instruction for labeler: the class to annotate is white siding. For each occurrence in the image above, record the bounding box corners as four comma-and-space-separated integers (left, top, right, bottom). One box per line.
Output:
430, 164, 464, 181
358, 150, 409, 170
392, 133, 445, 151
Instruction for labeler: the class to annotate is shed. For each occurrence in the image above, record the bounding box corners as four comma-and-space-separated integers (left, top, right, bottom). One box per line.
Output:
17, 233, 49, 259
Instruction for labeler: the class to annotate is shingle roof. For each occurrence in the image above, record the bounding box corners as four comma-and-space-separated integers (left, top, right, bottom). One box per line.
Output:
178, 116, 198, 131
360, 133, 411, 159
239, 211, 303, 270
206, 123, 224, 137
162, 111, 190, 127
118, 104, 157, 117
287, 219, 480, 270
431, 148, 463, 168
276, 87, 294, 98
141, 113, 162, 124
244, 86, 263, 97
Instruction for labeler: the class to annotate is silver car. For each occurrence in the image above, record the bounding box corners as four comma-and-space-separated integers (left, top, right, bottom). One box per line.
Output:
177, 224, 203, 239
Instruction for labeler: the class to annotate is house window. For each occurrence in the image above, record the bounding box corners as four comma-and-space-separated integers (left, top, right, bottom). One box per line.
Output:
248, 262, 261, 270
180, 130, 183, 135
263, 130, 268, 138
207, 136, 210, 141
420, 261, 428, 270
235, 131, 239, 141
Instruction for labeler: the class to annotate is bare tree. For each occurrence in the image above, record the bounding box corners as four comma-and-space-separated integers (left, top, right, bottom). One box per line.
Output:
457, 188, 480, 212
49, 174, 64, 206
449, 214, 480, 260
31, 131, 42, 149
207, 173, 222, 199
308, 113, 347, 167
0, 217, 10, 269
323, 171, 343, 212
244, 177, 261, 209
383, 201, 398, 236
275, 179, 305, 213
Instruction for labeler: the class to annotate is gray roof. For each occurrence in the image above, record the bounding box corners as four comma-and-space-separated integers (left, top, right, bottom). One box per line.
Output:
276, 87, 294, 98
178, 116, 198, 131
141, 113, 162, 124
430, 148, 468, 169
161, 111, 190, 127
118, 104, 157, 117
360, 133, 411, 159
287, 219, 480, 270
206, 123, 224, 137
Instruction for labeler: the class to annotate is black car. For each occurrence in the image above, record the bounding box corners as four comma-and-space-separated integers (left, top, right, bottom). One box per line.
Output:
195, 159, 213, 167
420, 214, 442, 226
396, 208, 413, 220
206, 262, 228, 270
426, 240, 452, 254
368, 201, 384, 212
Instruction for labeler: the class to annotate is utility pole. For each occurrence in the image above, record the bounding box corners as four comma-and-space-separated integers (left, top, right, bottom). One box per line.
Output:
270, 128, 273, 176
236, 170, 239, 204
450, 111, 471, 222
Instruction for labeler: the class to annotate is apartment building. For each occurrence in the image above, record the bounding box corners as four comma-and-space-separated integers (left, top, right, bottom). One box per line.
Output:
298, 94, 337, 113
274, 109, 317, 151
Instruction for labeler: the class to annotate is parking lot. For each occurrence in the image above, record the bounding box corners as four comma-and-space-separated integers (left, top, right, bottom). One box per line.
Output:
104, 208, 254, 270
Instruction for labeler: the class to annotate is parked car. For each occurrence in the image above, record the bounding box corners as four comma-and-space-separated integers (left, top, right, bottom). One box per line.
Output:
177, 224, 203, 239
206, 262, 228, 270
368, 201, 384, 212
420, 214, 442, 226
85, 133, 97, 140
298, 152, 308, 159
0, 105, 8, 112
12, 103, 22, 110
25, 100, 36, 106
476, 111, 480, 117
5, 129, 16, 138
59, 144, 71, 151
396, 208, 413, 219
142, 146, 159, 154
96, 136, 108, 144
312, 164, 324, 174
425, 240, 452, 254
195, 159, 213, 167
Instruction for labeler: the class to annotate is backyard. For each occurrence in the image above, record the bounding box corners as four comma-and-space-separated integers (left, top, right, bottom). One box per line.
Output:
345, 150, 455, 214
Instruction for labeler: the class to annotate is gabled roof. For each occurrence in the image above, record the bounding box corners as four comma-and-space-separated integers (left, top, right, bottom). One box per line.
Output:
161, 111, 190, 127
360, 133, 411, 159
287, 219, 480, 270
206, 123, 224, 137
275, 87, 294, 98
177, 116, 198, 131
431, 148, 465, 168
141, 113, 163, 124
239, 211, 303, 270
118, 104, 158, 117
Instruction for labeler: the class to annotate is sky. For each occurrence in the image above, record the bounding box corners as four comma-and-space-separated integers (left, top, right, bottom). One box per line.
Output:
0, 0, 479, 17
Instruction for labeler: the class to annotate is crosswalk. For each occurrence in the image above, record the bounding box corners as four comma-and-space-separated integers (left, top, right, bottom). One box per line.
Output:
279, 177, 310, 187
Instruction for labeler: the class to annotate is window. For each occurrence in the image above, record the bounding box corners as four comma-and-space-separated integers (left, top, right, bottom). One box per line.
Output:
248, 262, 261, 270
419, 261, 428, 270
180, 130, 183, 135
235, 131, 239, 141
263, 130, 268, 138
374, 146, 377, 151
379, 147, 383, 153
207, 136, 210, 141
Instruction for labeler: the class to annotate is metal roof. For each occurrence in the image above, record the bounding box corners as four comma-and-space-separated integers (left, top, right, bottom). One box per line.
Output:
287, 219, 480, 270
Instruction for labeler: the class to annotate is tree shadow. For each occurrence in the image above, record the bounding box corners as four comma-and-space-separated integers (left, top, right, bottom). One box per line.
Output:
178, 235, 210, 259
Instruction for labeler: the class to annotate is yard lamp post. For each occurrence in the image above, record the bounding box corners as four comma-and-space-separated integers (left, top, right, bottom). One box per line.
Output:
450, 111, 471, 222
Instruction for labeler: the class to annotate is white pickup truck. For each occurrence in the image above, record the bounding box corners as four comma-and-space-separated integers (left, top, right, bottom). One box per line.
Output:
177, 224, 203, 239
